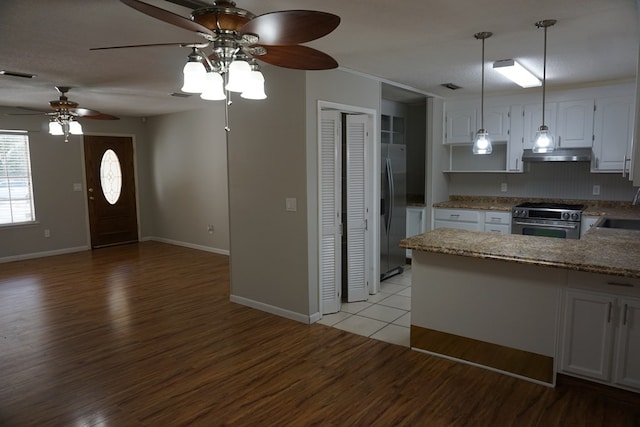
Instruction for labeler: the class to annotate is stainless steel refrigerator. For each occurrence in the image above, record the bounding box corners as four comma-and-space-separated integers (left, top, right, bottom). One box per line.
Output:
380, 143, 406, 280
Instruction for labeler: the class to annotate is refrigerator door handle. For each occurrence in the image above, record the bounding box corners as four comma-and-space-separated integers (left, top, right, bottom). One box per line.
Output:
386, 157, 394, 232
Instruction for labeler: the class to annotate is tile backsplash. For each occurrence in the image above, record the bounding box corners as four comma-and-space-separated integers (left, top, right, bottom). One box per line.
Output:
447, 162, 637, 202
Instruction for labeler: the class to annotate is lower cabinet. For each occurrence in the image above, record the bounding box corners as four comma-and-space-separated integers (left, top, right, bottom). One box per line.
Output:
433, 208, 481, 231
483, 211, 511, 234
406, 206, 426, 259
560, 285, 640, 392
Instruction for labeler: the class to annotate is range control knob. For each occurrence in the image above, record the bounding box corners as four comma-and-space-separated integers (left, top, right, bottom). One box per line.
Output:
570, 212, 580, 221
562, 212, 570, 220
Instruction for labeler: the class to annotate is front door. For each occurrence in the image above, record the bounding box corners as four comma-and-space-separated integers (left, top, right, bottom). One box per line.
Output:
83, 135, 138, 248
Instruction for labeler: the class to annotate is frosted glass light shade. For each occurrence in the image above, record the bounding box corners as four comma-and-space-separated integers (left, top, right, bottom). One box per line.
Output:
532, 125, 555, 153
69, 120, 83, 135
472, 129, 492, 155
49, 121, 64, 135
200, 72, 226, 101
493, 59, 541, 88
241, 70, 267, 100
181, 61, 207, 93
225, 60, 252, 93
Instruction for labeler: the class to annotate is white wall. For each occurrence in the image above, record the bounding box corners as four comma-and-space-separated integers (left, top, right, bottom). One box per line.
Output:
146, 105, 229, 254
0, 110, 151, 261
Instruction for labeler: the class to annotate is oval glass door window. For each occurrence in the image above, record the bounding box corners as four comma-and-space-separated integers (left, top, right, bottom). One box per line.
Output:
100, 149, 122, 205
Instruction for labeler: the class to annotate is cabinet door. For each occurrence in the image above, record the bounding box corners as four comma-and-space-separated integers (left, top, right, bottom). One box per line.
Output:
613, 297, 640, 391
592, 96, 634, 172
523, 103, 557, 149
484, 106, 510, 142
557, 99, 594, 148
560, 289, 615, 381
507, 105, 524, 172
445, 108, 476, 143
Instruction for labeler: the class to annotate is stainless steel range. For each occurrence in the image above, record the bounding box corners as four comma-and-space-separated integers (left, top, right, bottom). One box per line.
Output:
511, 202, 585, 239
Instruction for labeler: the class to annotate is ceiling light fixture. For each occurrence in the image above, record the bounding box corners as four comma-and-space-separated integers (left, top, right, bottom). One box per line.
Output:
493, 59, 541, 88
473, 32, 493, 155
532, 19, 557, 154
48, 116, 83, 142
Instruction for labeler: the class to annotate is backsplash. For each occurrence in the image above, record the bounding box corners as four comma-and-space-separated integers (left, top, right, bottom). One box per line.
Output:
447, 162, 638, 202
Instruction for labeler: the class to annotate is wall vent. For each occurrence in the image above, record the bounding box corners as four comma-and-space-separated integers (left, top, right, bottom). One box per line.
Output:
170, 92, 193, 98
441, 83, 462, 90
0, 70, 36, 79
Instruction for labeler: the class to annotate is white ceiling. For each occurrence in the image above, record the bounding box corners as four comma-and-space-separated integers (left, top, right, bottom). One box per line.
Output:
0, 0, 637, 117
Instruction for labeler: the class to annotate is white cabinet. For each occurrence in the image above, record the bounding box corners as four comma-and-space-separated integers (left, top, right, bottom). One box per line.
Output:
483, 211, 511, 234
484, 106, 510, 142
406, 206, 426, 258
580, 215, 600, 238
507, 105, 524, 172
592, 95, 635, 173
560, 273, 640, 392
557, 99, 595, 148
613, 297, 640, 390
433, 208, 481, 231
560, 289, 616, 382
445, 107, 476, 143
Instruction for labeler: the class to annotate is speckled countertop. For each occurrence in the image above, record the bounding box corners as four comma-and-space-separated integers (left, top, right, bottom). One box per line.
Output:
433, 195, 639, 217
401, 227, 640, 278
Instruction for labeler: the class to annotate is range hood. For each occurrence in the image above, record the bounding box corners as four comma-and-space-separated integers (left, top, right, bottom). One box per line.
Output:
521, 148, 592, 162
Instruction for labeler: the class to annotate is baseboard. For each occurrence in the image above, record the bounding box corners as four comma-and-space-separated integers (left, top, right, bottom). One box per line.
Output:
0, 246, 89, 264
557, 374, 640, 404
230, 294, 313, 324
309, 312, 322, 324
146, 236, 230, 256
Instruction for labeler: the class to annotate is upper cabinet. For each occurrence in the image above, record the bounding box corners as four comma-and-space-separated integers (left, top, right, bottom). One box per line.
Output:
442, 83, 636, 176
592, 95, 635, 173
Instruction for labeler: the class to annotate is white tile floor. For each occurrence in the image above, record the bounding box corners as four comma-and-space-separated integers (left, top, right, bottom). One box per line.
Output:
317, 266, 412, 347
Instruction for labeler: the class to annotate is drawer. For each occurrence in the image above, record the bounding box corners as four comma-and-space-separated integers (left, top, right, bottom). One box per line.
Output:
568, 271, 640, 298
434, 220, 482, 231
484, 211, 511, 225
434, 208, 480, 223
484, 223, 510, 234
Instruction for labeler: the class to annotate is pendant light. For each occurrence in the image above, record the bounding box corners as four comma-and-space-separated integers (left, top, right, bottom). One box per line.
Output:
532, 19, 557, 153
473, 32, 493, 155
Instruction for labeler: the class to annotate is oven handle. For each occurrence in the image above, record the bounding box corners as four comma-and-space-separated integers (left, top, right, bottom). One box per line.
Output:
513, 221, 578, 230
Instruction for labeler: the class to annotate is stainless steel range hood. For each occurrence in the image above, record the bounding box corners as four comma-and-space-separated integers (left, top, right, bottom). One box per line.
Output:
521, 148, 592, 162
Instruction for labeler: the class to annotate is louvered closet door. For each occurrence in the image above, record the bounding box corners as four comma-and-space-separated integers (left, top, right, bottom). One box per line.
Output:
319, 110, 341, 314
346, 114, 369, 302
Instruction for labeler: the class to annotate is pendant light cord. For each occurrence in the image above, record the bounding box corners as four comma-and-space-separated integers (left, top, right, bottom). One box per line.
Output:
541, 24, 547, 127
480, 36, 485, 129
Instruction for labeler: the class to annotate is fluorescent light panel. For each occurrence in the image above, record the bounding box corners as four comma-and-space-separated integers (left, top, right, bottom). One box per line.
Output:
493, 59, 541, 88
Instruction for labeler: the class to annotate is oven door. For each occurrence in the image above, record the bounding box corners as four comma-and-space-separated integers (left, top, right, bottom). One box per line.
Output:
511, 219, 581, 239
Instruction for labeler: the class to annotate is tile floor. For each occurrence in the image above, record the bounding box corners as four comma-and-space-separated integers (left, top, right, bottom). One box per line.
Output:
317, 266, 412, 347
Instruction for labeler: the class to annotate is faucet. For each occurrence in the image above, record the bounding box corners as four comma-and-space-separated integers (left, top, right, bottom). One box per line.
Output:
634, 187, 640, 206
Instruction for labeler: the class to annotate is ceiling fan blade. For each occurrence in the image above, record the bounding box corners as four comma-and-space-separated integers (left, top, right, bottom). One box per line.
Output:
241, 10, 340, 45
120, 0, 214, 38
90, 42, 205, 51
256, 45, 338, 70
72, 108, 120, 120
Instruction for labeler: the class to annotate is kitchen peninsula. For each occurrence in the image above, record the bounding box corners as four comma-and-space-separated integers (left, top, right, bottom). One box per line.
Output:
401, 225, 640, 391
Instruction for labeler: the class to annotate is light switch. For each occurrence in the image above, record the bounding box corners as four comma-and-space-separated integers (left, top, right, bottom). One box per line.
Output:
73, 183, 82, 192
285, 197, 297, 212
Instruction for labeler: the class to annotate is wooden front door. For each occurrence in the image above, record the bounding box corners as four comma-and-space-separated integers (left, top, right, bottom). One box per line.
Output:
84, 135, 138, 248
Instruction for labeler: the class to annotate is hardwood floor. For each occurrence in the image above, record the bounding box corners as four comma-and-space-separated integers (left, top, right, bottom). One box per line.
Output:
1, 242, 639, 426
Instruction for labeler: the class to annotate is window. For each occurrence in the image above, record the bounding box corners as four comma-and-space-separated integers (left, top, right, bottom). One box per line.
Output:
0, 131, 35, 225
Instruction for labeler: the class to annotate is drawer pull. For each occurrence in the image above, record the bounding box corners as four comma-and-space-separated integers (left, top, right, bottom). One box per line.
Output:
607, 302, 612, 323
449, 214, 460, 218
607, 282, 634, 288
623, 304, 629, 326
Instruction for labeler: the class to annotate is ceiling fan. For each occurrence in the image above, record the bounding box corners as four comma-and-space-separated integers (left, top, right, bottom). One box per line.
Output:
10, 86, 119, 142
99, 0, 341, 71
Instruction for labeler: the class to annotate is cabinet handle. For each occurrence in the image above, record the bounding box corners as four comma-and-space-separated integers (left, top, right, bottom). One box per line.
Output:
622, 156, 630, 177
516, 158, 519, 171
450, 214, 460, 219
622, 303, 629, 326
558, 136, 561, 147
607, 302, 612, 323
490, 217, 501, 222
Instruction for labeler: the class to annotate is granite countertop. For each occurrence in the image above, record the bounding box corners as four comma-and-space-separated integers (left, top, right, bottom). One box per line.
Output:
401, 227, 640, 279
433, 196, 640, 216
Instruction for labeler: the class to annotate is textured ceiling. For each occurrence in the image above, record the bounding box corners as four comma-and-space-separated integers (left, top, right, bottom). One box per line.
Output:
0, 0, 637, 117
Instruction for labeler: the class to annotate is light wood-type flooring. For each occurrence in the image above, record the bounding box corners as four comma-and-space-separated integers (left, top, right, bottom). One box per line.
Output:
1, 242, 639, 426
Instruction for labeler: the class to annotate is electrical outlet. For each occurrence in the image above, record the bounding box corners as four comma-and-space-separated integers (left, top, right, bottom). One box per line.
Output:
44, 229, 50, 238
207, 224, 214, 234
592, 185, 601, 196
285, 197, 297, 212
500, 183, 508, 193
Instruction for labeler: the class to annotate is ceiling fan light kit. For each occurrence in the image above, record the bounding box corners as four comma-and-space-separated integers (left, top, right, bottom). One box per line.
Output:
493, 59, 541, 88
112, 0, 340, 114
532, 19, 557, 154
